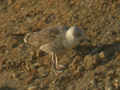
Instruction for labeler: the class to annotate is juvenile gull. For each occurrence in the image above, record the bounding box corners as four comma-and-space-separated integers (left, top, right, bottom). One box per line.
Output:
24, 25, 87, 72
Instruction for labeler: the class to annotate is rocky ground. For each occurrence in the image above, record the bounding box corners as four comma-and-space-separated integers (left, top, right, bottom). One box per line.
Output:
0, 0, 120, 90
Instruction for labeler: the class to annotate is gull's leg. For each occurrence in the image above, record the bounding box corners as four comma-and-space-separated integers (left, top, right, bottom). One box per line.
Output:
51, 52, 56, 69
54, 53, 65, 71
51, 52, 65, 74
36, 49, 40, 57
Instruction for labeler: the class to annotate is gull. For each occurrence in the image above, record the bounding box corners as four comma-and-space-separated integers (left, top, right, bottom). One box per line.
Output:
24, 25, 88, 73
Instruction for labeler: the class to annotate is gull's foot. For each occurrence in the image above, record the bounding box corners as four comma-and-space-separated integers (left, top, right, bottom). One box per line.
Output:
53, 64, 66, 75
51, 52, 66, 75
55, 64, 66, 71
51, 64, 65, 75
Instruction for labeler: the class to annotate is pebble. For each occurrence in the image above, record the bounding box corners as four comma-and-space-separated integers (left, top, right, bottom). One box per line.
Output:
105, 77, 113, 90
28, 86, 38, 90
113, 79, 119, 89
99, 51, 105, 58
84, 55, 97, 70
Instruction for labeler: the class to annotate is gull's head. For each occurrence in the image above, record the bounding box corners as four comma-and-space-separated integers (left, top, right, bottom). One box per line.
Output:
65, 26, 87, 47
66, 26, 86, 40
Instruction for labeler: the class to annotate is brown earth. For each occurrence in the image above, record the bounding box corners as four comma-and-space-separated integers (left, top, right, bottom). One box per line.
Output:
0, 0, 120, 90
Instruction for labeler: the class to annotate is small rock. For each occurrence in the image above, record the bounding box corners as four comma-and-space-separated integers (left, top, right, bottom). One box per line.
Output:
95, 65, 106, 73
11, 73, 16, 79
25, 75, 34, 84
105, 77, 113, 90
37, 67, 48, 77
30, 51, 35, 56
113, 79, 119, 89
32, 63, 40, 69
99, 51, 105, 58
8, 0, 12, 5
116, 37, 120, 41
106, 70, 114, 76
28, 86, 38, 90
84, 55, 97, 70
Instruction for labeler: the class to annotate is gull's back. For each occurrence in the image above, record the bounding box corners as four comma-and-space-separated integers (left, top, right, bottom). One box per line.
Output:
24, 25, 68, 48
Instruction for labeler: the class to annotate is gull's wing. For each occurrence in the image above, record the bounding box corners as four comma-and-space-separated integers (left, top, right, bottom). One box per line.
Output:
24, 25, 68, 48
